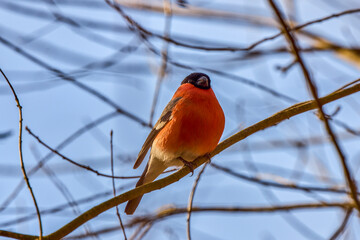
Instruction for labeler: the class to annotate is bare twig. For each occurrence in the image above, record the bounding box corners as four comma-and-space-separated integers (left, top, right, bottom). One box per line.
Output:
129, 202, 353, 225
149, 0, 172, 126
135, 223, 153, 240
268, 0, 360, 211
29, 145, 97, 240
187, 163, 208, 240
0, 69, 43, 238
128, 222, 146, 240
276, 59, 297, 73
110, 131, 127, 240
329, 208, 353, 240
25, 127, 139, 179
336, 78, 360, 91
0, 111, 118, 212
211, 163, 350, 195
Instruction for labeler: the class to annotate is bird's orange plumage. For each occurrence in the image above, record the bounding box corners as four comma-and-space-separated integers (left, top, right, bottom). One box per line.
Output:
125, 73, 225, 215
153, 83, 224, 158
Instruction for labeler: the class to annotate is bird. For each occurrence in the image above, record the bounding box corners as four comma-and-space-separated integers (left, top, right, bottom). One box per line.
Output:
125, 72, 225, 215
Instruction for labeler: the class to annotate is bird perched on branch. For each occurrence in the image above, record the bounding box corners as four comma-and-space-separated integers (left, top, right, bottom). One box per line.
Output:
125, 72, 225, 215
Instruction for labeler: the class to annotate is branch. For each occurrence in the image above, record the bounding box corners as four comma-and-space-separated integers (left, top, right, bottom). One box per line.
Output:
268, 0, 360, 211
211, 163, 350, 195
110, 131, 127, 240
187, 163, 208, 240
133, 202, 353, 222
329, 208, 353, 240
0, 69, 43, 238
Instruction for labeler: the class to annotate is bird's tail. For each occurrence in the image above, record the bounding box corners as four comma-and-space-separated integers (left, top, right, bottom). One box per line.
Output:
125, 159, 166, 215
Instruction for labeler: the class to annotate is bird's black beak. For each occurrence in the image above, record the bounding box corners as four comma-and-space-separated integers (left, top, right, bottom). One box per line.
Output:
197, 76, 209, 89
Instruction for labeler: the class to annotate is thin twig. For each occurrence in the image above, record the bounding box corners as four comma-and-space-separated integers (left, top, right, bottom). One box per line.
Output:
336, 78, 360, 91
211, 163, 350, 195
135, 223, 153, 240
128, 222, 146, 240
0, 111, 118, 212
25, 127, 139, 179
0, 69, 43, 239
187, 163, 208, 240
130, 202, 353, 225
149, 0, 172, 126
29, 145, 98, 239
268, 0, 360, 211
110, 131, 127, 240
329, 208, 353, 240
30, 145, 78, 214
245, 8, 360, 54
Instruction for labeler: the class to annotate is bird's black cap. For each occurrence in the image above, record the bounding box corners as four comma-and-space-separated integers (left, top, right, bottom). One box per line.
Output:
181, 72, 211, 89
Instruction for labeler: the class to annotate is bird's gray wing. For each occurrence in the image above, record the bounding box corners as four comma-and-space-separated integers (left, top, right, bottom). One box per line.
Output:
133, 97, 182, 169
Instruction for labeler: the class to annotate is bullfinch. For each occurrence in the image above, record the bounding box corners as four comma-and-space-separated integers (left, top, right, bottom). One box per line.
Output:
125, 72, 225, 215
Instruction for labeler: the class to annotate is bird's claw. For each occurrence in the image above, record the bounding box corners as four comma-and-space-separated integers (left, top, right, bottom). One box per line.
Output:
205, 153, 212, 164
179, 158, 194, 176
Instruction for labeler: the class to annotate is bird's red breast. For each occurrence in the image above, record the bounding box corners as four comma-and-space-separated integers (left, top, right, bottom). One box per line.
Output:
153, 83, 225, 158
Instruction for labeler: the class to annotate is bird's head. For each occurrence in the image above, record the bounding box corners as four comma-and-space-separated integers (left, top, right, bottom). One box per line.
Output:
181, 72, 211, 89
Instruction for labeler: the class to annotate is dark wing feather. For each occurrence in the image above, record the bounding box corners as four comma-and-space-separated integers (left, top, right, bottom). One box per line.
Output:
133, 97, 182, 169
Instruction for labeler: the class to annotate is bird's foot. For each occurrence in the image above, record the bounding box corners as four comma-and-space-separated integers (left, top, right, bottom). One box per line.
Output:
205, 153, 212, 164
179, 157, 194, 176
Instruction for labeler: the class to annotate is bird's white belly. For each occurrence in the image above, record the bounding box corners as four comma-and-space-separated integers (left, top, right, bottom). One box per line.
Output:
150, 145, 198, 168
